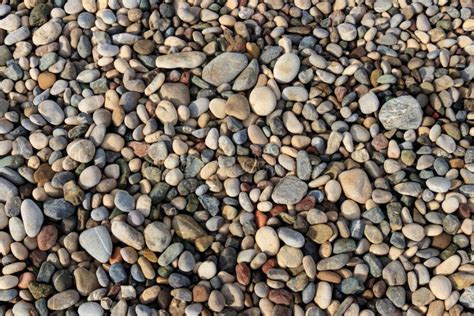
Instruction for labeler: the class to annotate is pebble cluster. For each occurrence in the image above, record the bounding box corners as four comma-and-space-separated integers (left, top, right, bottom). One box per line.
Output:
0, 0, 473, 315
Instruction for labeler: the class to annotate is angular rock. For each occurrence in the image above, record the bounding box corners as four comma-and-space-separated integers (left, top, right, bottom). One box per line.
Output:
271, 176, 308, 205
172, 215, 206, 241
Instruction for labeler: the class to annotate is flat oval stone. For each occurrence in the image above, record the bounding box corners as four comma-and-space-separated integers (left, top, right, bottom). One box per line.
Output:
255, 226, 280, 256
249, 86, 277, 116
273, 53, 300, 83
172, 214, 206, 241
111, 221, 144, 250
78, 302, 104, 316
78, 166, 101, 189
144, 222, 172, 252
0, 177, 18, 203
32, 21, 62, 46
426, 177, 451, 193
38, 100, 64, 125
66, 139, 96, 163
277, 227, 305, 248
402, 223, 425, 241
20, 199, 44, 237
43, 199, 75, 220
202, 53, 248, 86
47, 290, 80, 310
155, 51, 207, 69
338, 169, 373, 204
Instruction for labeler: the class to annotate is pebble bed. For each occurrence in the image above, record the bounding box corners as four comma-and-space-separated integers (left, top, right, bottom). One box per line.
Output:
0, 0, 473, 315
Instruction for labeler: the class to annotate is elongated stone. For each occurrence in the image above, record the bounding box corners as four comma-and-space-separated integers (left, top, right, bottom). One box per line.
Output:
155, 51, 207, 69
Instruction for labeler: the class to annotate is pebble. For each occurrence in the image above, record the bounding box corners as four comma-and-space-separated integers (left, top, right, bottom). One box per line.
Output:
359, 91, 379, 114
32, 21, 62, 46
20, 199, 43, 237
255, 226, 280, 256
271, 176, 308, 205
402, 223, 425, 241
338, 169, 372, 204
114, 190, 135, 212
155, 52, 207, 69
426, 177, 451, 193
47, 290, 80, 310
337, 23, 357, 41
66, 139, 96, 163
429, 275, 452, 300
79, 226, 113, 263
144, 222, 172, 252
38, 100, 65, 126
378, 96, 423, 130
273, 53, 300, 83
202, 53, 248, 86
0, 0, 469, 315
249, 86, 277, 116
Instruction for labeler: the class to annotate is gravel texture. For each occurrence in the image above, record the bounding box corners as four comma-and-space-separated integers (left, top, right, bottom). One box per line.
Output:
0, 0, 473, 315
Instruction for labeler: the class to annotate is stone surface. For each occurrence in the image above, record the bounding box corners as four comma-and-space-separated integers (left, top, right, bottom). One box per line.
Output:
20, 199, 43, 237
155, 51, 207, 69
271, 176, 308, 205
79, 226, 113, 263
202, 53, 248, 86
338, 169, 372, 204
144, 222, 172, 252
378, 96, 423, 130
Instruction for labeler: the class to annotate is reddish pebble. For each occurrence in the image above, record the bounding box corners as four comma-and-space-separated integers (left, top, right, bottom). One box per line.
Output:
30, 249, 47, 267
255, 211, 267, 228
18, 272, 35, 289
270, 204, 286, 217
192, 284, 210, 302
372, 134, 388, 151
295, 196, 316, 212
236, 262, 251, 286
261, 258, 277, 274
37, 225, 58, 251
128, 142, 149, 157
268, 289, 293, 305
110, 247, 123, 264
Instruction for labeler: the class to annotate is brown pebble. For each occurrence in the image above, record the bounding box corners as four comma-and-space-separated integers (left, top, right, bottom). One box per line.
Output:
192, 284, 210, 302
38, 72, 56, 90
268, 289, 292, 305
262, 258, 278, 274
317, 271, 342, 283
295, 196, 316, 211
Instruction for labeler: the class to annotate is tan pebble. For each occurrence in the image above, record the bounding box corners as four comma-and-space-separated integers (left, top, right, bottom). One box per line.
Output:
37, 72, 56, 90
